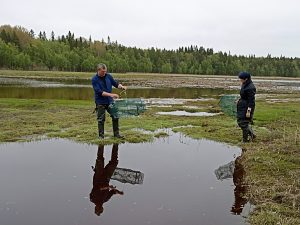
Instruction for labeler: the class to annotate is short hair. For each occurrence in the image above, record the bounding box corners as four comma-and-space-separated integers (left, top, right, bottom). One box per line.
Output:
97, 63, 107, 70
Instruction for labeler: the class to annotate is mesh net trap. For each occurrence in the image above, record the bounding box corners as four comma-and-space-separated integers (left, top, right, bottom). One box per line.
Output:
110, 98, 146, 118
219, 94, 239, 117
112, 167, 144, 185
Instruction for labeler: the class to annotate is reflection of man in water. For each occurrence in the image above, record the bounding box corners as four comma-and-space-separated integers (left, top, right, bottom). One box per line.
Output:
90, 144, 124, 216
231, 156, 247, 215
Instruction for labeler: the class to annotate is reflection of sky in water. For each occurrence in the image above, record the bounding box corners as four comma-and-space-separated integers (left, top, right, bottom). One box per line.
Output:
0, 77, 89, 88
0, 132, 250, 225
157, 111, 220, 117
253, 79, 300, 85
144, 98, 215, 105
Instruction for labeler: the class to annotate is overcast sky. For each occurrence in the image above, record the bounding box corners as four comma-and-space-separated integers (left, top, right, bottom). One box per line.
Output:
1, 0, 299, 57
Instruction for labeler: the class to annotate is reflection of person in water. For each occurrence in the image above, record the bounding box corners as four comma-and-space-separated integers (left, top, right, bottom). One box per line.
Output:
231, 155, 248, 215
90, 144, 124, 216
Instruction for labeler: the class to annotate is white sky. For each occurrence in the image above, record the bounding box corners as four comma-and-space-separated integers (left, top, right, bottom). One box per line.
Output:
1, 0, 299, 57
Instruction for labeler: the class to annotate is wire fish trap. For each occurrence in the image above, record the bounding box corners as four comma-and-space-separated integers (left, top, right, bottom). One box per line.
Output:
219, 94, 239, 117
111, 167, 144, 185
110, 98, 146, 118
214, 161, 235, 181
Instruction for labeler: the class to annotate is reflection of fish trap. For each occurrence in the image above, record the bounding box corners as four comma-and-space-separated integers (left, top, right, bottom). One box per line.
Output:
214, 161, 235, 180
110, 98, 146, 118
219, 95, 239, 117
112, 167, 144, 185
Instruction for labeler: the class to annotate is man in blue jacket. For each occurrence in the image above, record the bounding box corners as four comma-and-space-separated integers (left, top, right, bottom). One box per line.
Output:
92, 63, 127, 139
90, 144, 123, 216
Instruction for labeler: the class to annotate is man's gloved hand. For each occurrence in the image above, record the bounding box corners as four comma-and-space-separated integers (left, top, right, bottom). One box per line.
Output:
246, 108, 251, 118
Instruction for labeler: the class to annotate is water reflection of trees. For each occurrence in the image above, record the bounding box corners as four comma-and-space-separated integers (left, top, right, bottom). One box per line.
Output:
0, 86, 233, 100
214, 151, 247, 215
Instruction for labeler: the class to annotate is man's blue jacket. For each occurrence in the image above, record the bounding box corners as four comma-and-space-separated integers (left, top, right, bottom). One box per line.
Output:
92, 73, 119, 105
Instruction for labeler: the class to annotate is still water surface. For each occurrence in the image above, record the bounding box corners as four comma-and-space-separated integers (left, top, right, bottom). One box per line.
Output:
0, 77, 234, 100
0, 132, 249, 225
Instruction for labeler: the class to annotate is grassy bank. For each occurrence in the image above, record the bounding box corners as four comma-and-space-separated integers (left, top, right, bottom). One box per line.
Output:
174, 99, 300, 224
0, 71, 300, 224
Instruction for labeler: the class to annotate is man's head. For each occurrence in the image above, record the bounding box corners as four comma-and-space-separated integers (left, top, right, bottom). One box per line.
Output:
238, 72, 251, 84
95, 204, 104, 216
97, 63, 107, 77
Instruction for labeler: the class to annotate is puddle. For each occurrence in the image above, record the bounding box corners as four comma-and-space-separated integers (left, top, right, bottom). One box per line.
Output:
266, 98, 300, 103
144, 98, 215, 105
184, 105, 201, 109
0, 77, 90, 87
253, 79, 300, 85
0, 132, 250, 225
148, 105, 173, 108
0, 77, 93, 88
157, 111, 220, 117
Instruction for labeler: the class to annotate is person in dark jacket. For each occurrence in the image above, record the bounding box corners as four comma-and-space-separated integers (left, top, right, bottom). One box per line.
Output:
237, 72, 256, 142
231, 155, 247, 215
90, 144, 124, 216
92, 63, 127, 139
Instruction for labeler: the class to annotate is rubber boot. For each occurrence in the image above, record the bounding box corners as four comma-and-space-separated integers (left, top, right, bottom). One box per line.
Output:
111, 144, 119, 163
98, 122, 104, 139
92, 145, 104, 172
248, 126, 256, 141
112, 119, 124, 139
242, 128, 249, 143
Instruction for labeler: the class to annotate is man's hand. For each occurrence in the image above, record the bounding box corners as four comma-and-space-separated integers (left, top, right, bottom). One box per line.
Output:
246, 108, 251, 118
100, 186, 110, 191
116, 190, 124, 195
118, 84, 127, 90
102, 91, 119, 99
111, 93, 119, 99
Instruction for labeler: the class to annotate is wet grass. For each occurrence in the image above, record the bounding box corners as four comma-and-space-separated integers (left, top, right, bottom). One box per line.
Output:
0, 98, 154, 144
0, 91, 300, 224
242, 101, 300, 225
154, 131, 169, 138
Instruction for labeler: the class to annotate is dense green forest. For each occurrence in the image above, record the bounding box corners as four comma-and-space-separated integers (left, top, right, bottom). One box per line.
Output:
0, 25, 299, 76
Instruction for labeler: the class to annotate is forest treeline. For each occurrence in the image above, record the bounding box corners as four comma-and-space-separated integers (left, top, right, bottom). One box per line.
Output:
0, 25, 299, 76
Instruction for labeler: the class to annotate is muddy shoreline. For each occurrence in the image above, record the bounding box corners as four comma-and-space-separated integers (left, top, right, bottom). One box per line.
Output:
1, 70, 300, 93
117, 76, 300, 93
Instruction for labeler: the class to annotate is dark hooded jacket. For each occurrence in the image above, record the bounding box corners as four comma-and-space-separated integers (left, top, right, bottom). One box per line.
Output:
237, 79, 256, 120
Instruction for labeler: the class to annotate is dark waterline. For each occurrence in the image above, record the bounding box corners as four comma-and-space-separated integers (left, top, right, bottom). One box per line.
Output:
0, 132, 250, 225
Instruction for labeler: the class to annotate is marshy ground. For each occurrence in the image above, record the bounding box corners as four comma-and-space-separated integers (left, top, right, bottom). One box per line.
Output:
0, 70, 299, 224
